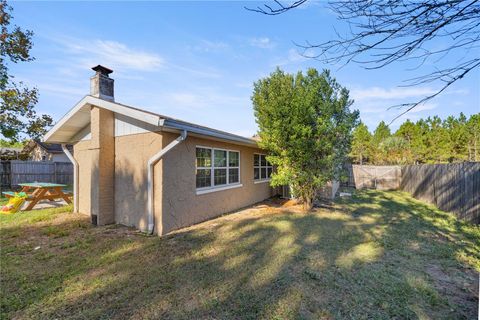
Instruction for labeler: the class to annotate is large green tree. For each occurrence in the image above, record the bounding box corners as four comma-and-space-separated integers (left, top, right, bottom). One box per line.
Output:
0, 0, 52, 141
252, 68, 359, 210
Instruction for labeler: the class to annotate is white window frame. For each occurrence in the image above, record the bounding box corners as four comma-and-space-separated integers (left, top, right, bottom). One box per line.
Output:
254, 153, 273, 183
196, 146, 242, 195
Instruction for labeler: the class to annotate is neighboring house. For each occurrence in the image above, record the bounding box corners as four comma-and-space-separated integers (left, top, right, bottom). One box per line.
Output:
23, 140, 73, 162
44, 65, 276, 236
0, 147, 27, 160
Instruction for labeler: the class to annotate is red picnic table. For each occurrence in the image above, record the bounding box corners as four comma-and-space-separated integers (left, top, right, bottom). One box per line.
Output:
3, 182, 72, 211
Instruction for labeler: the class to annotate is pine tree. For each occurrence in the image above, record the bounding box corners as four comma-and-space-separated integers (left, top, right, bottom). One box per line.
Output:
466, 114, 480, 161
372, 121, 391, 164
350, 122, 372, 164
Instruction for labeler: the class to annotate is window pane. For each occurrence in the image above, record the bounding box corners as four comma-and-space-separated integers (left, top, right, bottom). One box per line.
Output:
254, 154, 260, 166
196, 169, 211, 188
214, 169, 227, 186
261, 155, 267, 166
214, 150, 227, 167
267, 167, 273, 178
261, 168, 267, 179
229, 151, 239, 167
266, 158, 272, 167
254, 167, 260, 180
229, 168, 239, 184
196, 148, 211, 167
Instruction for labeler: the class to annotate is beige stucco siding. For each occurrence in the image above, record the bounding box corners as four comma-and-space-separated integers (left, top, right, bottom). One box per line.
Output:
114, 131, 163, 231
74, 127, 273, 235
159, 133, 273, 235
73, 140, 92, 216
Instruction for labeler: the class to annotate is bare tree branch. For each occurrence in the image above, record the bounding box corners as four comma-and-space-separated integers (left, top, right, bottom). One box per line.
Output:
245, 0, 308, 15
247, 0, 480, 123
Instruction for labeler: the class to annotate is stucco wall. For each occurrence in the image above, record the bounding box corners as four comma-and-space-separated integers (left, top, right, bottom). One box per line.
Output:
114, 131, 163, 231
73, 140, 92, 215
75, 126, 273, 235
159, 133, 273, 235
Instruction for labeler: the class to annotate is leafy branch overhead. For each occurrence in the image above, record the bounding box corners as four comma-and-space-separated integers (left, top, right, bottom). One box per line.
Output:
0, 0, 52, 141
247, 0, 480, 123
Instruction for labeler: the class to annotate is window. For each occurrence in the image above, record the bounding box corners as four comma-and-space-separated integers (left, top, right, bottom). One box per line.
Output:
254, 154, 273, 181
196, 147, 240, 190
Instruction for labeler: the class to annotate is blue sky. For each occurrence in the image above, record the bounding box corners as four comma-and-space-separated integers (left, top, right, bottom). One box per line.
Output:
9, 1, 480, 137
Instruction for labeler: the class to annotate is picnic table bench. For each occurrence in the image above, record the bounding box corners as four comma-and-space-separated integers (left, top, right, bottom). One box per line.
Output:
2, 182, 72, 211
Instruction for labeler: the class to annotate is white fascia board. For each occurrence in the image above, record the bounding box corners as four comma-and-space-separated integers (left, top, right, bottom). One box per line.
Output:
84, 96, 162, 127
43, 96, 90, 143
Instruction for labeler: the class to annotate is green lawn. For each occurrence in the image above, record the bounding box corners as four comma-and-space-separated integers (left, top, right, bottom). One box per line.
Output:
1, 190, 479, 319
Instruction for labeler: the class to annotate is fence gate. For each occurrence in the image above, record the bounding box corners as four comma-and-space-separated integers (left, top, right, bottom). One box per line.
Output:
350, 165, 402, 190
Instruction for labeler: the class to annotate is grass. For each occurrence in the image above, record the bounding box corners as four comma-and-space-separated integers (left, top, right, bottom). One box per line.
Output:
0, 190, 478, 319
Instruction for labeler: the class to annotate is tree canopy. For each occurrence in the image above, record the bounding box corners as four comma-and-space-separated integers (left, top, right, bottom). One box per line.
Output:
350, 113, 480, 165
0, 0, 52, 141
252, 68, 359, 210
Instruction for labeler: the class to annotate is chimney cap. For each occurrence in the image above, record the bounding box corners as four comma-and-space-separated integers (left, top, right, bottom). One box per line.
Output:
92, 65, 113, 76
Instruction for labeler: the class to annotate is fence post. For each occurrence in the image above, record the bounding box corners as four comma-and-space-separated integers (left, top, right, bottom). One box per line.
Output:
10, 161, 13, 190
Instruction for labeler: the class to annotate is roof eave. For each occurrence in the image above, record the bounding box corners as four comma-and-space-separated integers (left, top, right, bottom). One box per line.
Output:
44, 95, 258, 148
43, 95, 163, 144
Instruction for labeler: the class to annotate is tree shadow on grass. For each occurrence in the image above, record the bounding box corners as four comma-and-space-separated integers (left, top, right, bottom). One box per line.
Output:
1, 190, 478, 319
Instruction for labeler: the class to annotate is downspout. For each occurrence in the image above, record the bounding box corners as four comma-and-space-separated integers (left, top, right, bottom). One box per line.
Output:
62, 144, 79, 213
147, 130, 188, 235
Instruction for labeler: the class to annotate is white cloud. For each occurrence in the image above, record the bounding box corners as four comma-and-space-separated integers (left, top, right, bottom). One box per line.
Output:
49, 36, 164, 72
165, 90, 246, 110
191, 40, 229, 53
351, 86, 437, 101
249, 37, 275, 49
349, 84, 472, 130
410, 103, 437, 113
65, 39, 165, 71
37, 83, 85, 97
287, 48, 305, 63
272, 48, 308, 66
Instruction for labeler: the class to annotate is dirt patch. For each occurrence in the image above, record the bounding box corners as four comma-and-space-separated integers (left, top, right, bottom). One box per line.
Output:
426, 264, 479, 317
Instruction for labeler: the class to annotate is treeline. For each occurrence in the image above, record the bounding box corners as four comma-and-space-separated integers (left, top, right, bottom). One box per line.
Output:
350, 113, 480, 165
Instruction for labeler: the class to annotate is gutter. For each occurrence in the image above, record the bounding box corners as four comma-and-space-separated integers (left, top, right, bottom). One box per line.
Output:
146, 130, 188, 235
62, 144, 79, 213
162, 119, 257, 147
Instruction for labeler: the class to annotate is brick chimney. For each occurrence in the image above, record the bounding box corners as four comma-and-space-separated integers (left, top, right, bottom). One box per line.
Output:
90, 65, 114, 101
88, 65, 115, 226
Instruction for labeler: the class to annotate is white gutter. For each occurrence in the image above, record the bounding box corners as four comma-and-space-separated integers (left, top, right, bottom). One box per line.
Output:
62, 144, 79, 213
146, 130, 188, 235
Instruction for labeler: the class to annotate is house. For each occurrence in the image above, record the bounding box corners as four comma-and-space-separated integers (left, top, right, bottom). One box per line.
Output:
22, 140, 73, 162
43, 65, 276, 236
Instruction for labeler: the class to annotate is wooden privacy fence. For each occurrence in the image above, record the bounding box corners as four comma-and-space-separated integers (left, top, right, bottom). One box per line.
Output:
0, 161, 73, 191
401, 162, 480, 224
